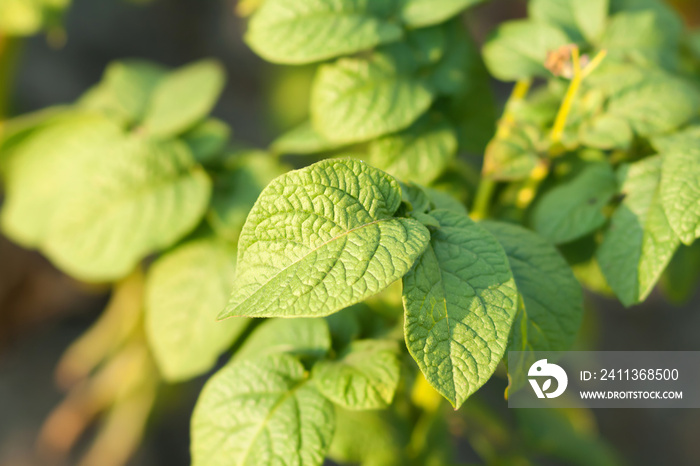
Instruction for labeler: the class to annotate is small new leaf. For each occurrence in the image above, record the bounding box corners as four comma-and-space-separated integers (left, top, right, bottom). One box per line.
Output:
235, 318, 331, 362
222, 159, 431, 319
143, 60, 226, 137
312, 339, 401, 410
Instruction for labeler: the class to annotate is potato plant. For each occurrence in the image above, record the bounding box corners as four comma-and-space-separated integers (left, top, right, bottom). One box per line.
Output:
1, 0, 700, 465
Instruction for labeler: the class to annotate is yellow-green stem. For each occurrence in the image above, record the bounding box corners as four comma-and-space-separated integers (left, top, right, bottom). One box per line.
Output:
472, 79, 532, 220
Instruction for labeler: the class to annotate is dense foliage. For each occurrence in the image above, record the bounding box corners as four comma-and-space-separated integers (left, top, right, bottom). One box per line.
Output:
2, 0, 700, 465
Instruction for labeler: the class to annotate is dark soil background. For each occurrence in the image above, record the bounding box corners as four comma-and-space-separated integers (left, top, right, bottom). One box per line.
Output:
2, 0, 700, 465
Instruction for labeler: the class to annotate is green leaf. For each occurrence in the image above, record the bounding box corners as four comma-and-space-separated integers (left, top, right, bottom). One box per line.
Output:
221, 159, 431, 319
482, 125, 541, 181
425, 21, 477, 96
660, 147, 700, 245
145, 238, 248, 382
529, 0, 609, 43
181, 118, 231, 164
651, 125, 700, 153
483, 20, 570, 82
235, 317, 331, 362
328, 408, 404, 466
311, 48, 434, 144
0, 106, 70, 171
406, 26, 446, 66
578, 114, 632, 150
0, 0, 43, 35
515, 408, 622, 466
104, 60, 168, 125
605, 73, 700, 137
142, 60, 225, 137
191, 353, 335, 466
481, 221, 583, 360
369, 113, 457, 185
43, 138, 211, 281
662, 242, 700, 304
400, 0, 483, 28
402, 210, 518, 408
312, 339, 400, 410
245, 0, 403, 64
597, 156, 679, 306
532, 162, 617, 244
207, 151, 288, 242
425, 187, 468, 215
601, 8, 681, 70
271, 121, 343, 156
1, 113, 124, 248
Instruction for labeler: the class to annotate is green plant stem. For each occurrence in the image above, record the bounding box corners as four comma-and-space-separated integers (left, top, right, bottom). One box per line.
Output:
549, 48, 607, 148
472, 79, 532, 220
515, 48, 609, 210
0, 33, 21, 118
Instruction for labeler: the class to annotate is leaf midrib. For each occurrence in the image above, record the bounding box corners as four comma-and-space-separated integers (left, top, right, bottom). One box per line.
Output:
228, 217, 395, 316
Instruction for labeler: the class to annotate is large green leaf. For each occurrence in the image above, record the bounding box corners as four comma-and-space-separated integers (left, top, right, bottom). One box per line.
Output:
235, 318, 331, 362
402, 210, 518, 408
369, 113, 457, 185
529, 0, 609, 43
312, 339, 400, 410
400, 0, 484, 28
311, 48, 434, 144
532, 162, 617, 244
660, 148, 700, 245
245, 0, 403, 64
601, 9, 681, 70
605, 73, 700, 137
221, 159, 431, 319
145, 238, 248, 382
142, 60, 225, 137
481, 221, 583, 371
43, 138, 211, 281
597, 156, 679, 306
482, 20, 570, 81
1, 112, 123, 248
191, 353, 335, 466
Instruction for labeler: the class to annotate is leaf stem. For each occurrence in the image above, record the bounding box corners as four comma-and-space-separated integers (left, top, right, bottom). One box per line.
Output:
549, 48, 607, 147
472, 79, 532, 220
